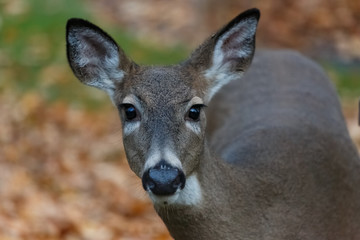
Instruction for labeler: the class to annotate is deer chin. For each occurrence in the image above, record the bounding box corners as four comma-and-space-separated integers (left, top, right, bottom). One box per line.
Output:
148, 191, 181, 207
148, 174, 202, 207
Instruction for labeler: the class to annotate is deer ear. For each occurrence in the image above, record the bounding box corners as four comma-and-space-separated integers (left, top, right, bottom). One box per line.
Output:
66, 18, 134, 97
186, 9, 260, 102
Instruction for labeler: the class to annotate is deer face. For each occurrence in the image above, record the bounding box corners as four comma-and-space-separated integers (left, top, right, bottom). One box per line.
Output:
114, 66, 207, 204
66, 9, 259, 206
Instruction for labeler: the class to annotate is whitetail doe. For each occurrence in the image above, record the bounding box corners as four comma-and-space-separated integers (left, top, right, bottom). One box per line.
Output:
66, 8, 360, 240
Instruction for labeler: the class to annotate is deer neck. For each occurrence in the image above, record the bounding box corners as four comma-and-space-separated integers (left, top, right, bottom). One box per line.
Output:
154, 142, 248, 239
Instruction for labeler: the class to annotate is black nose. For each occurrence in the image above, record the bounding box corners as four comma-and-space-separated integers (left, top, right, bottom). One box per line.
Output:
142, 160, 186, 196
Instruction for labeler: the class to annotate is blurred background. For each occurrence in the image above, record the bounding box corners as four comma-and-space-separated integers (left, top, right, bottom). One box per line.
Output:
0, 0, 359, 239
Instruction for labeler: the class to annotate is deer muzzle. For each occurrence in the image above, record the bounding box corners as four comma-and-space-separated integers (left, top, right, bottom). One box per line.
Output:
142, 160, 186, 196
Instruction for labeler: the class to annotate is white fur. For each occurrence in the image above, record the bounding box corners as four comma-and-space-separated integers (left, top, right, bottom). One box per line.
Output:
121, 95, 142, 136
142, 134, 200, 207
69, 28, 124, 94
149, 174, 202, 206
144, 147, 162, 173
148, 191, 179, 205
163, 147, 182, 169
176, 174, 202, 205
185, 96, 203, 135
122, 95, 143, 112
204, 18, 257, 101
185, 121, 201, 135
123, 122, 140, 136
144, 146, 182, 172
189, 96, 204, 105
204, 71, 243, 101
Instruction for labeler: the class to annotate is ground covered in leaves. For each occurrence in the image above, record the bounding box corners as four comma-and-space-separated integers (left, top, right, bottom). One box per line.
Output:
0, 91, 358, 240
0, 92, 172, 240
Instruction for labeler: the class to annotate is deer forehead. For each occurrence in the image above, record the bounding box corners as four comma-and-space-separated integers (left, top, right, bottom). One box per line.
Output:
121, 66, 202, 107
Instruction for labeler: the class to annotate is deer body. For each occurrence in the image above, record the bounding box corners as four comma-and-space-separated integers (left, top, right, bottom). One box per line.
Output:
161, 50, 360, 239
66, 9, 360, 239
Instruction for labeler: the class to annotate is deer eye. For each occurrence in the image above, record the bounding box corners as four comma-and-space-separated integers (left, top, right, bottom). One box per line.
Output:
121, 104, 139, 121
186, 104, 204, 122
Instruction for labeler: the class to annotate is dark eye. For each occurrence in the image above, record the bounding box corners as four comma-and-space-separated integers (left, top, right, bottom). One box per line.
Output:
186, 105, 204, 121
122, 104, 138, 121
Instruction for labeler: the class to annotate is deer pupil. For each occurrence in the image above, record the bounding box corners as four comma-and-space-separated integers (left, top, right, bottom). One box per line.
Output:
188, 106, 200, 121
124, 105, 137, 120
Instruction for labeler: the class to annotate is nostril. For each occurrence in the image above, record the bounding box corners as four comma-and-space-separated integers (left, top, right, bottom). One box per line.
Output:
172, 170, 185, 190
147, 179, 156, 190
142, 169, 155, 191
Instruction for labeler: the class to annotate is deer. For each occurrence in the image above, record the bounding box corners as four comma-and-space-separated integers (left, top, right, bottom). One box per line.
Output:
66, 8, 360, 240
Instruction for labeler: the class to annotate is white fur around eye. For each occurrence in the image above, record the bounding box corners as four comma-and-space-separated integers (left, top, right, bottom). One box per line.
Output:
189, 96, 204, 105
123, 121, 140, 136
184, 96, 204, 135
122, 95, 143, 112
120, 95, 143, 136
186, 121, 201, 135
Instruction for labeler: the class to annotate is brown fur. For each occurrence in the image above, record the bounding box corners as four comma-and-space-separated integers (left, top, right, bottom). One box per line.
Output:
66, 9, 360, 240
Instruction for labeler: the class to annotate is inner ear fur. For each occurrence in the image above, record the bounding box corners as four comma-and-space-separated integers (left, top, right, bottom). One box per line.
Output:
183, 8, 260, 101
186, 8, 260, 71
66, 18, 135, 93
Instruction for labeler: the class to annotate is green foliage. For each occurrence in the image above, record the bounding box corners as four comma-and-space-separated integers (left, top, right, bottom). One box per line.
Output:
113, 31, 188, 65
323, 62, 360, 100
0, 0, 188, 110
0, 0, 89, 104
